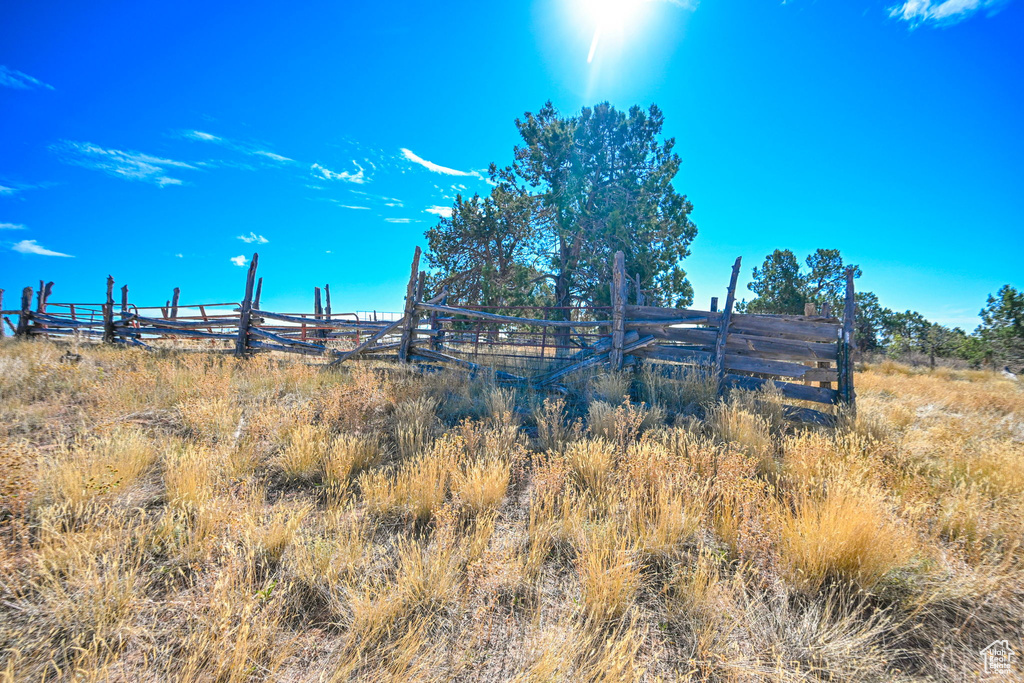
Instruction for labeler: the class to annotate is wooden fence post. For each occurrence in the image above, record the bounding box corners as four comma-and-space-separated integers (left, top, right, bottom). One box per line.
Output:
171, 287, 180, 320
35, 282, 53, 338
713, 257, 742, 394
710, 296, 718, 313
324, 284, 332, 321
398, 247, 422, 363
430, 285, 448, 352
119, 285, 129, 342
254, 278, 263, 309
610, 251, 627, 370
235, 254, 259, 357
16, 287, 32, 337
102, 276, 115, 343
837, 267, 857, 416
314, 286, 324, 339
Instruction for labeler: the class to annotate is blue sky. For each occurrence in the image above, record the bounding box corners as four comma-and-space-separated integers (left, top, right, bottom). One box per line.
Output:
2, 0, 1021, 328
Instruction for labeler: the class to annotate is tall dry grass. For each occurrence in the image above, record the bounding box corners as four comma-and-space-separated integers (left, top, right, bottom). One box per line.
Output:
0, 338, 1021, 681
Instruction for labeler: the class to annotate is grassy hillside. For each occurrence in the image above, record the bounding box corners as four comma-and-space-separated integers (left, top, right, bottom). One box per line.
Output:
1, 341, 1021, 681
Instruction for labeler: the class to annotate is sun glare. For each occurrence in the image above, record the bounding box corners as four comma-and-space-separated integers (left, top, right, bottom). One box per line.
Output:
579, 0, 646, 63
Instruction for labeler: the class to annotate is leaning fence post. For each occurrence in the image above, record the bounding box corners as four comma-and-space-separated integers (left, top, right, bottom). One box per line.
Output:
253, 278, 263, 309
235, 254, 259, 357
170, 287, 180, 320
610, 251, 627, 370
102, 276, 115, 343
34, 282, 53, 339
16, 287, 33, 337
713, 257, 742, 395
837, 267, 857, 417
398, 247, 422, 363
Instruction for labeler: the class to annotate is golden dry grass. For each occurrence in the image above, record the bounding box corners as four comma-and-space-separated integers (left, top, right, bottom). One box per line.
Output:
0, 339, 1022, 681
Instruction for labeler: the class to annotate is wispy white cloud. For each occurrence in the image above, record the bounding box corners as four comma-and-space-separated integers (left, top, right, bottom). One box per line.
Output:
237, 232, 269, 244
52, 141, 195, 187
425, 205, 453, 218
254, 150, 292, 162
384, 218, 415, 224
186, 130, 221, 142
400, 148, 476, 177
312, 162, 366, 184
12, 239, 73, 257
175, 253, 184, 258
184, 130, 293, 163
0, 65, 54, 91
0, 222, 26, 230
889, 0, 1010, 26
0, 185, 20, 195
230, 255, 248, 267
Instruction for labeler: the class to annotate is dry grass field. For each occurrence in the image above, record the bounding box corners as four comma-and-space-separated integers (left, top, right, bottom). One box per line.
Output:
1, 340, 1022, 681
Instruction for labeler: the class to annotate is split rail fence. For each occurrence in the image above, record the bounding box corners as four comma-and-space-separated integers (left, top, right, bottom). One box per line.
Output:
1, 248, 856, 421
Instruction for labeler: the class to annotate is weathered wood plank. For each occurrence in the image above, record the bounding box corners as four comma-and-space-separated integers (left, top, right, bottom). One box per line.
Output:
358, 341, 402, 353
16, 287, 32, 337
235, 254, 259, 356
624, 305, 722, 324
727, 332, 838, 362
723, 373, 838, 405
534, 351, 610, 386
724, 354, 838, 382
34, 314, 102, 329
249, 326, 329, 351
330, 318, 405, 365
837, 267, 857, 414
631, 345, 713, 364
131, 326, 238, 341
102, 276, 115, 343
639, 327, 718, 345
536, 334, 656, 387
610, 250, 627, 370
714, 257, 742, 388
398, 247, 421, 363
124, 314, 239, 329
249, 309, 389, 330
729, 314, 840, 343
418, 303, 613, 328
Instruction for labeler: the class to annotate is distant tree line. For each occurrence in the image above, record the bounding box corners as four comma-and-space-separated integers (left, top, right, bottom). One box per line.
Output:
739, 248, 1024, 371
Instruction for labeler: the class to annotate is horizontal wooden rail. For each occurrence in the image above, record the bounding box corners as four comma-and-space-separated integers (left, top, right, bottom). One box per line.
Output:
416, 302, 613, 328
250, 309, 390, 330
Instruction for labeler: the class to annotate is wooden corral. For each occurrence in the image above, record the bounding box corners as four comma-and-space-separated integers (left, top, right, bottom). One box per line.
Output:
1, 248, 857, 422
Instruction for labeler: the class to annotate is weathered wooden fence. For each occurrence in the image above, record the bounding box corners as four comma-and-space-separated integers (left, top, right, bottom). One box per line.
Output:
1, 247, 857, 420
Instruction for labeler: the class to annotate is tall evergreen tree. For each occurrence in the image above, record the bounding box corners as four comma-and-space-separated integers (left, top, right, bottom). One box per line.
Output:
423, 171, 543, 313
742, 249, 805, 314
512, 101, 697, 310
977, 284, 1024, 370
741, 248, 860, 315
